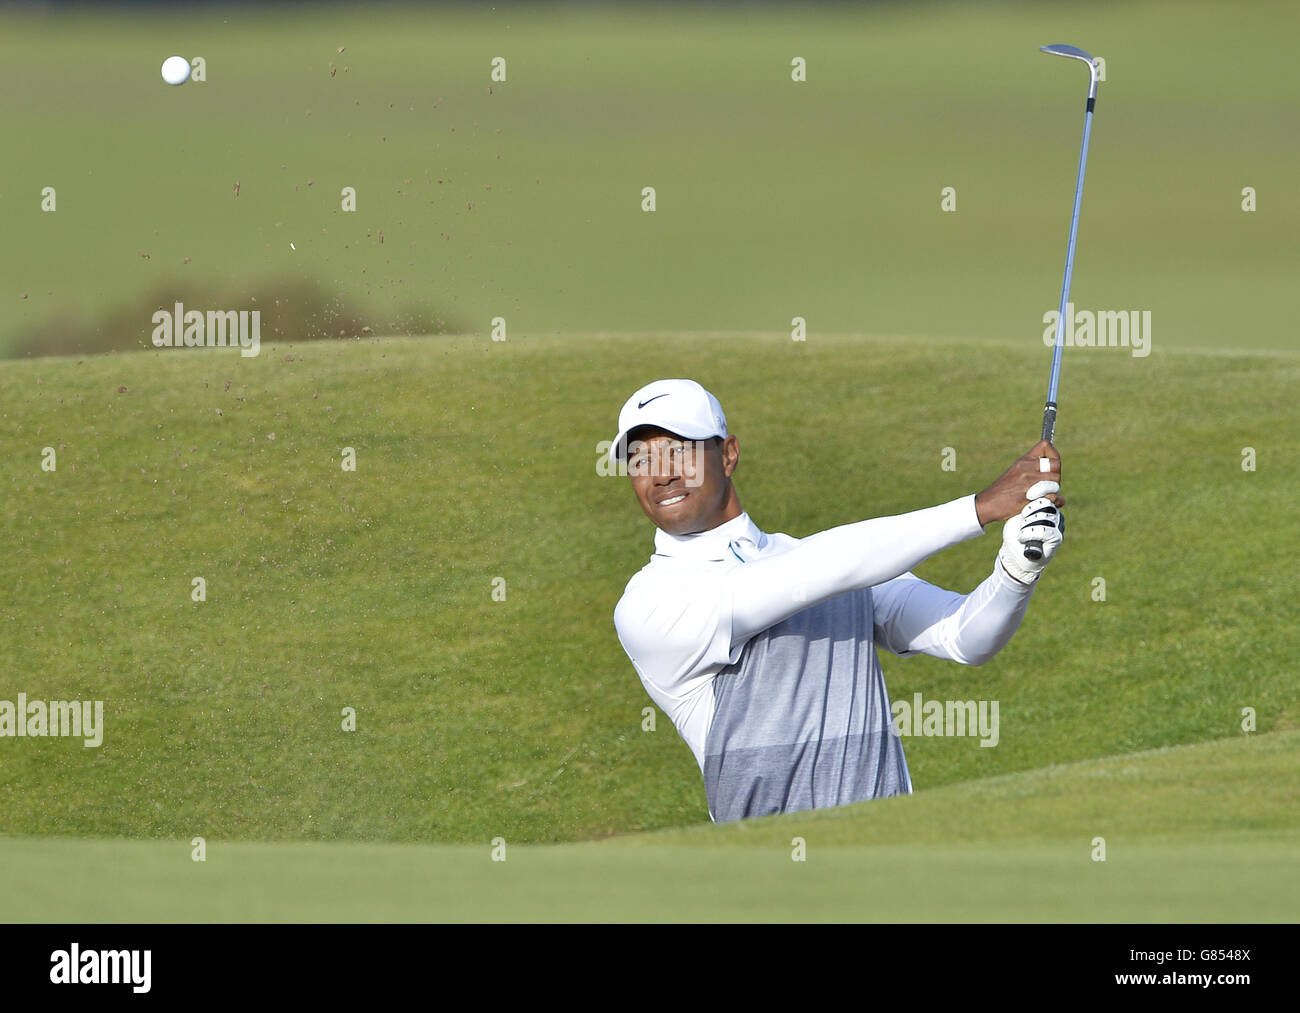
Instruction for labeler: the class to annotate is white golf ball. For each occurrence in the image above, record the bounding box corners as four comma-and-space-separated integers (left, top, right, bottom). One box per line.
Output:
161, 56, 191, 86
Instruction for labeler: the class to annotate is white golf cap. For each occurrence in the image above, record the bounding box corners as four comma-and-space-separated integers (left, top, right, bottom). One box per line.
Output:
609, 379, 727, 468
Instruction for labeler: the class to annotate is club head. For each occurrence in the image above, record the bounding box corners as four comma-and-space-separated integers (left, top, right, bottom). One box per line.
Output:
1040, 43, 1100, 98
1040, 43, 1094, 63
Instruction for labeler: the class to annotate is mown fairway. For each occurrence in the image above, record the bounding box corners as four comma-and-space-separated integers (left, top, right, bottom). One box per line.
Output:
1, 1, 1297, 922
1, 333, 1295, 845
2, 1, 1297, 356
1, 732, 1294, 921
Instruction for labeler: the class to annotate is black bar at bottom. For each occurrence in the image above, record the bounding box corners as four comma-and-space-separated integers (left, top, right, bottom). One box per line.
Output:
0, 923, 1280, 999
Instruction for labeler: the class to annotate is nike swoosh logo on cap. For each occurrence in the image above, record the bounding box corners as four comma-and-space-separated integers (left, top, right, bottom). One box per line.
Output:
637, 394, 670, 409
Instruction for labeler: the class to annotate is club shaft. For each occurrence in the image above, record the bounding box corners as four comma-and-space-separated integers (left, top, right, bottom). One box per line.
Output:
1027, 84, 1095, 562
1042, 94, 1096, 439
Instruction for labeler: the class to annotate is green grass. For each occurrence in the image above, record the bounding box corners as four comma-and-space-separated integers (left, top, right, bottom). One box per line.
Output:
2, 1, 1298, 355
1, 731, 1293, 921
1, 333, 1296, 846
1, 1, 1296, 922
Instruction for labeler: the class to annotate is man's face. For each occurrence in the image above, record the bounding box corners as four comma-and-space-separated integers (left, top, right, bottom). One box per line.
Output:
626, 426, 739, 535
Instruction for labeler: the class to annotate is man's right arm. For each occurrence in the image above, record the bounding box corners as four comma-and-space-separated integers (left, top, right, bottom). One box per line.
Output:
728, 494, 986, 647
725, 439, 1064, 649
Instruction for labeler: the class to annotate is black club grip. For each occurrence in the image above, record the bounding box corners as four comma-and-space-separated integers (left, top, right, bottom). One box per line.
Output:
1024, 402, 1058, 560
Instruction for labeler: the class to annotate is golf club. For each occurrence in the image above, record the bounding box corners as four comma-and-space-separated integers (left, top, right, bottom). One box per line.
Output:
1025, 43, 1101, 561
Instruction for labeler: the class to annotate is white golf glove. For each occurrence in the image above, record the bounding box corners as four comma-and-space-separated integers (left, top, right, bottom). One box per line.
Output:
998, 480, 1064, 585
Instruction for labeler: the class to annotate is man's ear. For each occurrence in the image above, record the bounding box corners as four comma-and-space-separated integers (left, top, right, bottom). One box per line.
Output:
720, 434, 739, 477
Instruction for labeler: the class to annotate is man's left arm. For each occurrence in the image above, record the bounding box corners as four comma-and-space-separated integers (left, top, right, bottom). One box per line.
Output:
874, 494, 1065, 665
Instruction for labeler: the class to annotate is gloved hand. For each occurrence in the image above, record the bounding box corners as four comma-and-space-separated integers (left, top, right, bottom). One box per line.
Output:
998, 480, 1064, 584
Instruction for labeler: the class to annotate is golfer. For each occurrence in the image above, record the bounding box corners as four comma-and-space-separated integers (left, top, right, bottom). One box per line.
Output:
609, 379, 1065, 822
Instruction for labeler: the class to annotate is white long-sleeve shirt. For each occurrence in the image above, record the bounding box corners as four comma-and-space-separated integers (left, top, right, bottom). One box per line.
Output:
613, 494, 1036, 821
